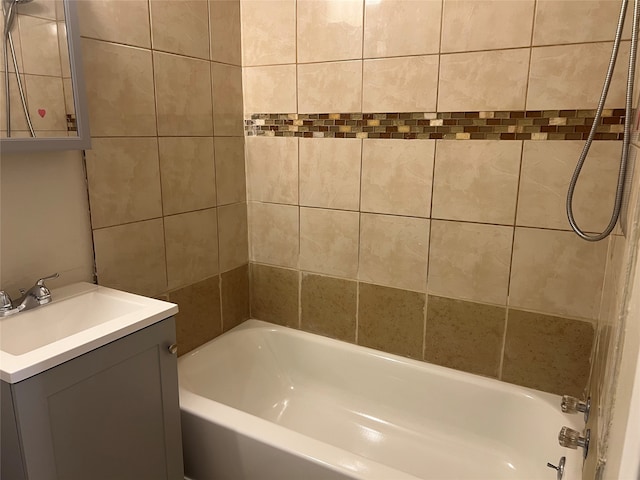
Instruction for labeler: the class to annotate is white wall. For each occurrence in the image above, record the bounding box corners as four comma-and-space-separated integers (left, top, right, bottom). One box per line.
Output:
0, 149, 94, 299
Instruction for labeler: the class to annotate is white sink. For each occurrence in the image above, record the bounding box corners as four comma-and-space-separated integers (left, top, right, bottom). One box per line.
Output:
0, 282, 178, 383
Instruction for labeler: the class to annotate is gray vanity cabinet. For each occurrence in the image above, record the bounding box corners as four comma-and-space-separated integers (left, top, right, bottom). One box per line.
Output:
1, 318, 184, 480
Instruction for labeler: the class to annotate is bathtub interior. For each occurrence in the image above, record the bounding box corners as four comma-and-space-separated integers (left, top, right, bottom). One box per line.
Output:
179, 320, 584, 480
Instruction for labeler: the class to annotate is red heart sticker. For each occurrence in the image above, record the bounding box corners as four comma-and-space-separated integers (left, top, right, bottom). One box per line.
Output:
38, 109, 46, 118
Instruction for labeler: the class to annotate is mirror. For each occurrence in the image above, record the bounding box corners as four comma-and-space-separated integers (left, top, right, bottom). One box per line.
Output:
0, 0, 90, 153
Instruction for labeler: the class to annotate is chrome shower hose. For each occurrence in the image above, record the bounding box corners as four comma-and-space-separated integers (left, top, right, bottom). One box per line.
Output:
567, 0, 640, 241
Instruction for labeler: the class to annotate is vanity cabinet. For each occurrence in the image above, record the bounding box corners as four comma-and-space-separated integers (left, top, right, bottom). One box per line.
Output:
1, 318, 183, 480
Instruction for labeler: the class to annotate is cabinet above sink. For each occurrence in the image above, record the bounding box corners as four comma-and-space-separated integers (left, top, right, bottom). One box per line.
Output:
0, 282, 178, 383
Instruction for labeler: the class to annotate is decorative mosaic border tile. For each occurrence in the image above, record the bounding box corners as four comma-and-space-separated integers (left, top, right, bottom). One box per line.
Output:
245, 109, 626, 140
66, 113, 77, 132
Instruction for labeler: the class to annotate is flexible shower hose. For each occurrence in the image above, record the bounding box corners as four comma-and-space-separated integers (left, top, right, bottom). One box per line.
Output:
3, 0, 36, 137
567, 0, 640, 241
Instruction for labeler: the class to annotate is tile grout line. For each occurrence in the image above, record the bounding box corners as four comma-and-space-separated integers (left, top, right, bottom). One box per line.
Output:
239, 38, 631, 69
498, 139, 526, 380
355, 135, 364, 345
209, 0, 231, 331
293, 0, 302, 336
146, 0, 170, 295
423, 139, 439, 361
523, 0, 538, 112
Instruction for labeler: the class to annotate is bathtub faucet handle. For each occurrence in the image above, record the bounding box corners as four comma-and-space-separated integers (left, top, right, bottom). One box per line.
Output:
558, 426, 590, 458
561, 395, 591, 422
546, 456, 565, 480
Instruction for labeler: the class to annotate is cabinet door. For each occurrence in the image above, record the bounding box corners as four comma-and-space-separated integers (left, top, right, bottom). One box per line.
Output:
11, 318, 183, 480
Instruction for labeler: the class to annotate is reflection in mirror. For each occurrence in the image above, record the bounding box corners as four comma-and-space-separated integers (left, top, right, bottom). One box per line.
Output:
0, 0, 89, 151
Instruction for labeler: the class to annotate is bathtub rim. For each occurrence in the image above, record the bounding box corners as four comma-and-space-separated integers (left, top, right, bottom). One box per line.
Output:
181, 319, 566, 408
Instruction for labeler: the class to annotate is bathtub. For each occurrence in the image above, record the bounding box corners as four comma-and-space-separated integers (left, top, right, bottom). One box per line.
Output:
178, 320, 584, 480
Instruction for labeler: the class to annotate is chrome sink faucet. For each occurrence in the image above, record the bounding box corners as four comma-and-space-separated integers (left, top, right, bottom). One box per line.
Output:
0, 273, 59, 317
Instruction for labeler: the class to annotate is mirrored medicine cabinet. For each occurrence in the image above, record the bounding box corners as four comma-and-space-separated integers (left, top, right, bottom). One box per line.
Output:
1, 0, 90, 153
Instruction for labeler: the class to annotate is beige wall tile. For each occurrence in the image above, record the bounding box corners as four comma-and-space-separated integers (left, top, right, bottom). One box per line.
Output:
93, 219, 167, 296
18, 15, 61, 76
502, 310, 594, 396
621, 145, 640, 235
248, 202, 299, 268
432, 140, 521, 225
299, 207, 359, 278
441, 0, 535, 53
210, 0, 241, 65
221, 264, 250, 332
0, 23, 22, 73
599, 234, 626, 327
150, 0, 210, 59
301, 273, 356, 342
528, 42, 629, 110
517, 141, 620, 232
0, 73, 30, 132
362, 56, 438, 113
364, 0, 441, 58
58, 22, 71, 78
246, 136, 298, 204
241, 0, 296, 66
17, 0, 56, 19
212, 62, 244, 136
24, 75, 67, 133
159, 137, 216, 216
243, 65, 297, 114
297, 0, 363, 63
425, 296, 506, 378
164, 208, 219, 289
358, 283, 425, 359
299, 138, 361, 210
214, 137, 246, 205
169, 276, 221, 355
218, 202, 249, 273
509, 227, 608, 319
428, 221, 513, 305
78, 0, 151, 48
250, 263, 299, 328
438, 49, 529, 112
63, 78, 74, 116
533, 0, 632, 46
298, 61, 362, 113
361, 139, 434, 218
154, 52, 213, 136
85, 137, 162, 229
81, 39, 156, 136
359, 213, 430, 292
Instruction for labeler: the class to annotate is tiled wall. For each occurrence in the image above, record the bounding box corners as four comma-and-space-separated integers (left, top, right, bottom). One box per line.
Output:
78, 0, 248, 355
1, 0, 75, 137
240, 0, 633, 396
584, 115, 640, 475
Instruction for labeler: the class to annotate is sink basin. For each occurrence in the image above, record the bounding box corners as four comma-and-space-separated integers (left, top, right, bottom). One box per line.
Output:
1, 290, 142, 355
0, 282, 178, 383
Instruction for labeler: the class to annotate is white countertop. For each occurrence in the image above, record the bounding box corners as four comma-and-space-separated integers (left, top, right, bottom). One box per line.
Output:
0, 282, 178, 383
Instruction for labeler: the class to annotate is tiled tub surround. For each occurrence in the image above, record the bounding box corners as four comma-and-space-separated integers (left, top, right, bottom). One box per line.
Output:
245, 135, 623, 396
251, 265, 594, 398
246, 109, 627, 141
78, 0, 248, 356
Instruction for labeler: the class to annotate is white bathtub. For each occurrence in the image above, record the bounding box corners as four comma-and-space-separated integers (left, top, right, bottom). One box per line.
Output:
178, 320, 584, 480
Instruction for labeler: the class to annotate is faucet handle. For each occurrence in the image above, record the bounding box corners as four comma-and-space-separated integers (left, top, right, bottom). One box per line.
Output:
0, 291, 12, 311
561, 395, 591, 422
31, 273, 59, 306
36, 273, 59, 287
